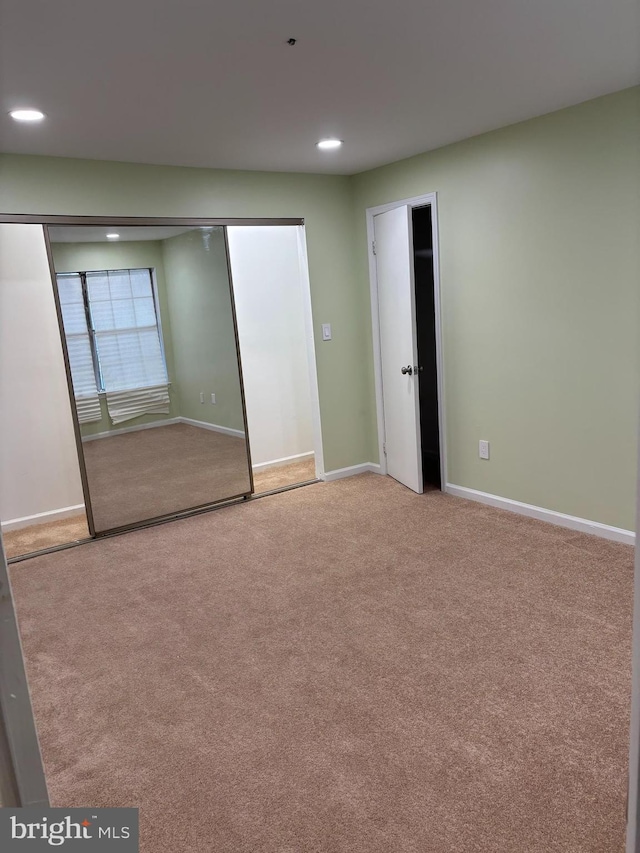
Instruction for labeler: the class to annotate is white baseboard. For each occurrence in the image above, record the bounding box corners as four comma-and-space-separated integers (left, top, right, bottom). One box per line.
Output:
82, 417, 180, 441
323, 463, 382, 482
252, 451, 314, 473
1, 504, 86, 533
179, 417, 245, 439
82, 416, 245, 441
445, 483, 635, 546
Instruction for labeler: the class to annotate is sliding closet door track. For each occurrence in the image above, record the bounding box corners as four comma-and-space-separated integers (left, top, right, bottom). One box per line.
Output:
6, 479, 321, 563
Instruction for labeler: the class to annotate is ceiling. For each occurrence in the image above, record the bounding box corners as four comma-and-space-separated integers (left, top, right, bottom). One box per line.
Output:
1, 0, 638, 176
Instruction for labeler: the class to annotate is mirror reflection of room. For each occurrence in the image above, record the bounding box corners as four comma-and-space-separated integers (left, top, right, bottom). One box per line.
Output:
48, 224, 253, 533
0, 220, 319, 558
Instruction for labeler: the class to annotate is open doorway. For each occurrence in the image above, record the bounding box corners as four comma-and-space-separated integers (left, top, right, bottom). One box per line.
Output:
412, 205, 441, 489
368, 193, 445, 495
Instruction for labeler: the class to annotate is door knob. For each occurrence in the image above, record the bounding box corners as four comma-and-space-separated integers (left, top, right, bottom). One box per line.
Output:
401, 365, 413, 375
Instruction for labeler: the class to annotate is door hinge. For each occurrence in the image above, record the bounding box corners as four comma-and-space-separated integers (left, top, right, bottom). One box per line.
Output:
383, 442, 387, 456
372, 240, 377, 255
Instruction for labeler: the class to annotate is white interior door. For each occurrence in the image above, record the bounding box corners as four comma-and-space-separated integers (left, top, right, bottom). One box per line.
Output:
374, 206, 423, 494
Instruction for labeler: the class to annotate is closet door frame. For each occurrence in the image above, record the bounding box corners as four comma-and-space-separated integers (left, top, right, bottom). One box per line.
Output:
0, 215, 309, 548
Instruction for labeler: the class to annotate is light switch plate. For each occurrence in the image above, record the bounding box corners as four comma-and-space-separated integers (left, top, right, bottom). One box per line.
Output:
322, 323, 332, 341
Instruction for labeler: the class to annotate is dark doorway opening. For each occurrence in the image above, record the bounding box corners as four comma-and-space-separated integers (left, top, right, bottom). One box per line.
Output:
412, 205, 441, 489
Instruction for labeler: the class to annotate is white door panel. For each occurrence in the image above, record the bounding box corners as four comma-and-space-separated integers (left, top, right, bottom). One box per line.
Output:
374, 206, 423, 494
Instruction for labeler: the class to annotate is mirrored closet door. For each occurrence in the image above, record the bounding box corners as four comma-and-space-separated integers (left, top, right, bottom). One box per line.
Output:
47, 223, 253, 534
1, 216, 320, 558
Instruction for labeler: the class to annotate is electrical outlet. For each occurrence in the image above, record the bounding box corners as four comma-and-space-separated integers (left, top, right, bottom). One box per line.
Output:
211, 393, 216, 404
479, 440, 490, 460
199, 392, 205, 404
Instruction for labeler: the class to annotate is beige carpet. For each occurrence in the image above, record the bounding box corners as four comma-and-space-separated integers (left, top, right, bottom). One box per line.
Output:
9, 474, 633, 852
82, 423, 252, 531
252, 456, 316, 494
3, 514, 90, 559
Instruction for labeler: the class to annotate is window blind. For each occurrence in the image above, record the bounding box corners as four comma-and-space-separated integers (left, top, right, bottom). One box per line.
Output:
57, 268, 170, 426
56, 274, 102, 424
85, 268, 170, 423
105, 384, 172, 425
86, 269, 169, 391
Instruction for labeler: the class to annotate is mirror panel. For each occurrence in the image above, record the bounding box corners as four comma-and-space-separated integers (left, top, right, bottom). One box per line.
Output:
47, 224, 252, 532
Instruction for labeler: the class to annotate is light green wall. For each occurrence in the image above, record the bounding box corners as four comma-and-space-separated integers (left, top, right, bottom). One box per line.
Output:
352, 86, 640, 529
51, 240, 179, 435
162, 228, 244, 431
0, 156, 367, 472
1, 86, 638, 528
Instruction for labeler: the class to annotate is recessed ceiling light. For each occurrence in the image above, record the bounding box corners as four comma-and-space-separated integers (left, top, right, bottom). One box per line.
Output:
316, 139, 343, 151
9, 109, 45, 122
106, 233, 120, 240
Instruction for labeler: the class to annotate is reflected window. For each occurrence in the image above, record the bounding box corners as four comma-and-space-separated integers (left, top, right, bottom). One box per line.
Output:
57, 268, 170, 424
